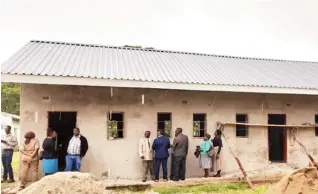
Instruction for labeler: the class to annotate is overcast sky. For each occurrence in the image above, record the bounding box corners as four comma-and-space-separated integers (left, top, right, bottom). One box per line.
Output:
0, 0, 318, 65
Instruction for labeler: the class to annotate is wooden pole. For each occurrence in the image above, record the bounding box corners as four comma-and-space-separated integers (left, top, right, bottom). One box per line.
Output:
217, 122, 254, 189
290, 127, 318, 169
295, 139, 318, 169
221, 122, 317, 128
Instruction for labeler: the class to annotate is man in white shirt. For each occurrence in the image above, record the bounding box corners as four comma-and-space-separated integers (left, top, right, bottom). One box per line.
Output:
139, 131, 155, 182
1, 125, 18, 183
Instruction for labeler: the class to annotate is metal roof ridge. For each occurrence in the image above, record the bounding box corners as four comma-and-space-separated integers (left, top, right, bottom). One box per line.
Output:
29, 40, 318, 64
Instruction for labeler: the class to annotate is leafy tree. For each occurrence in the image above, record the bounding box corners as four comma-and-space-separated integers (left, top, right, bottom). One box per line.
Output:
108, 120, 118, 138
1, 83, 20, 115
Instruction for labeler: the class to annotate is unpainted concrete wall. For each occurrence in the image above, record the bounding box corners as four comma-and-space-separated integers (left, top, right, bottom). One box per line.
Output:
20, 84, 318, 179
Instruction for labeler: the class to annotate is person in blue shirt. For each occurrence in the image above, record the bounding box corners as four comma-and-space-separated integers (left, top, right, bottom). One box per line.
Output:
152, 130, 170, 182
199, 134, 212, 178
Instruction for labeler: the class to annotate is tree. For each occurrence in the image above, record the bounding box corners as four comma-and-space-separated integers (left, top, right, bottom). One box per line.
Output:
1, 83, 20, 115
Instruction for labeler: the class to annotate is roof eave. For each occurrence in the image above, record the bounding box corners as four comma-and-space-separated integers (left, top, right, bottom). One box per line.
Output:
2, 73, 318, 95
1, 112, 20, 120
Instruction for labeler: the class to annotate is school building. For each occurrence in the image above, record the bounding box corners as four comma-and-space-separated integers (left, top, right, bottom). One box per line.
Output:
1, 40, 318, 179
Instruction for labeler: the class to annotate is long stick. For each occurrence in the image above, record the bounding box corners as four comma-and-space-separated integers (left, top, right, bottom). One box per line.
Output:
290, 127, 318, 169
295, 139, 318, 169
217, 122, 254, 189
221, 122, 317, 128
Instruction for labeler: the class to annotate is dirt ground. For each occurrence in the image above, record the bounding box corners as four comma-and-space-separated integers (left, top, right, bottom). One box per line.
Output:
1, 171, 271, 194
224, 163, 295, 179
1, 152, 309, 194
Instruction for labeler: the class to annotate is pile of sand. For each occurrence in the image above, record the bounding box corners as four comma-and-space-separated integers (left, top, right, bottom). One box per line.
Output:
266, 167, 318, 194
18, 172, 108, 194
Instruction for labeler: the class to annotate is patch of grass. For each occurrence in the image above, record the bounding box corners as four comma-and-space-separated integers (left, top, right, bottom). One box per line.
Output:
11, 152, 19, 171
106, 185, 151, 192
153, 183, 269, 194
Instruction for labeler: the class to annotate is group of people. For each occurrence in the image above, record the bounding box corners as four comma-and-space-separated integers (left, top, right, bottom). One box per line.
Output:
1, 124, 223, 189
139, 128, 188, 182
139, 127, 223, 182
41, 127, 88, 175
1, 125, 88, 189
196, 129, 223, 178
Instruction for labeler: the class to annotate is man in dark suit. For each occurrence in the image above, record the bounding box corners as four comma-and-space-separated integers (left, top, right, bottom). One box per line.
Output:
152, 130, 170, 182
172, 127, 189, 181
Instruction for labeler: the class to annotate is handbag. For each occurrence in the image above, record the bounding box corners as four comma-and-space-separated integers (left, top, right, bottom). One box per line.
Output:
194, 146, 200, 158
208, 148, 215, 157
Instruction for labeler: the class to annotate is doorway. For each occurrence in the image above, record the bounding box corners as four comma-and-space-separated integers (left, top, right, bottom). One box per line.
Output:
268, 114, 286, 162
48, 111, 77, 171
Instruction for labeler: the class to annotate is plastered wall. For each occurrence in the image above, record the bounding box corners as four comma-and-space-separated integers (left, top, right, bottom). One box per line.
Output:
20, 84, 318, 179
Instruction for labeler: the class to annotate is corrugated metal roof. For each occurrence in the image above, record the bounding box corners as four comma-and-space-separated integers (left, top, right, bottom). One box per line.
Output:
2, 40, 318, 90
1, 112, 20, 120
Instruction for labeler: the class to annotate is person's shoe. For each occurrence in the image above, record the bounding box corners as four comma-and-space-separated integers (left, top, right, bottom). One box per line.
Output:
172, 179, 179, 182
212, 173, 221, 177
1, 179, 7, 183
8, 179, 15, 183
163, 178, 168, 182
142, 179, 146, 182
154, 179, 159, 182
213, 170, 221, 177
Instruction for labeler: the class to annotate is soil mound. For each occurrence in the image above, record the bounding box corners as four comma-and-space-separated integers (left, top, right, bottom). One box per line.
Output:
18, 172, 107, 194
266, 167, 318, 194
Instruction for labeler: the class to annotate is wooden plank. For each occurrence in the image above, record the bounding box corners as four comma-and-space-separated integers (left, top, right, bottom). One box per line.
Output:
220, 122, 317, 128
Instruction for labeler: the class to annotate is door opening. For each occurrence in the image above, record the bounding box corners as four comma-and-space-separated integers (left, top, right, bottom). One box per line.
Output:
48, 111, 77, 171
268, 114, 286, 162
